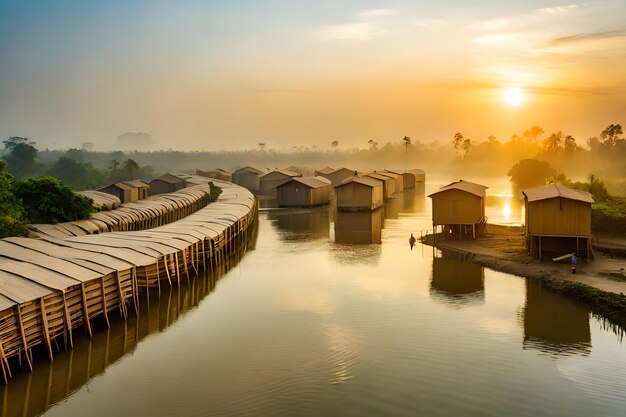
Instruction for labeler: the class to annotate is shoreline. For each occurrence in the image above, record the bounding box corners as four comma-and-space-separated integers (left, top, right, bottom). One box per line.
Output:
423, 224, 626, 324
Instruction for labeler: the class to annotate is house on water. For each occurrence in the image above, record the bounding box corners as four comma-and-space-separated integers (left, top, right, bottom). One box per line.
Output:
149, 174, 187, 196
522, 183, 593, 260
383, 169, 404, 191
197, 168, 232, 182
259, 169, 301, 197
402, 169, 426, 188
232, 166, 263, 193
366, 172, 395, 200
317, 167, 357, 187
335, 176, 384, 211
428, 179, 488, 240
276, 176, 332, 207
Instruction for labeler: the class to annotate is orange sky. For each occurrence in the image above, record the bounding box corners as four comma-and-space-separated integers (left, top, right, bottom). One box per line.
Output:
0, 1, 624, 150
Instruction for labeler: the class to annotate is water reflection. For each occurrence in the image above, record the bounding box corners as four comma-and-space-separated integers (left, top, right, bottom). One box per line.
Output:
400, 186, 426, 214
430, 255, 485, 306
335, 208, 384, 244
267, 207, 330, 241
522, 279, 591, 357
0, 236, 254, 417
484, 194, 524, 225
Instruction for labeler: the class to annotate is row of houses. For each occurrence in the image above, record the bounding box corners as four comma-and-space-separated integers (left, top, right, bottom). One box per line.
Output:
95, 173, 188, 204
428, 180, 593, 261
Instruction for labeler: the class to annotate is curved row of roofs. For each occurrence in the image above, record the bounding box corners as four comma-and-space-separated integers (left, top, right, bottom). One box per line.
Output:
0, 177, 257, 382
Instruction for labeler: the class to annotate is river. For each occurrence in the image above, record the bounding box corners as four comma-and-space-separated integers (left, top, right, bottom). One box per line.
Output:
2, 184, 625, 417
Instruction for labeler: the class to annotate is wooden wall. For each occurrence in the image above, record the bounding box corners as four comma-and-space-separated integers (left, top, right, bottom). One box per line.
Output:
526, 198, 591, 236
431, 189, 484, 225
336, 183, 383, 210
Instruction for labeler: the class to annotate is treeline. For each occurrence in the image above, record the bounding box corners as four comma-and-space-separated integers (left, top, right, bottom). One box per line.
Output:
450, 124, 625, 195
0, 162, 93, 237
3, 137, 154, 190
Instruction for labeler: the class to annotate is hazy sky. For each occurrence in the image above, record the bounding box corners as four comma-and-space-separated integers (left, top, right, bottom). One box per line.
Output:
0, 0, 624, 151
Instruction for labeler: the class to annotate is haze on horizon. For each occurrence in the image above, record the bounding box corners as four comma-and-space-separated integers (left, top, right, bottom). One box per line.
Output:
0, 0, 624, 151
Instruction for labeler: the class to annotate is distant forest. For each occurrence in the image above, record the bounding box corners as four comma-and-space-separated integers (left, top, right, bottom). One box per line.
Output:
1, 124, 624, 196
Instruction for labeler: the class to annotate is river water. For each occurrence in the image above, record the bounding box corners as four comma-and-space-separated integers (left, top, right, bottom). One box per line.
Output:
2, 185, 626, 417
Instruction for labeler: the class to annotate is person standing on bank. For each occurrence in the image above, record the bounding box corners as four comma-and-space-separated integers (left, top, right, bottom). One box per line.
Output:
571, 254, 577, 274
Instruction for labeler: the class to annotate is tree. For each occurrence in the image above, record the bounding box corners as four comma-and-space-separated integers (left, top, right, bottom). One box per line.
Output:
600, 124, 623, 146
461, 138, 472, 157
367, 139, 378, 150
109, 159, 120, 179
2, 136, 40, 178
331, 140, 339, 148
14, 177, 93, 224
563, 135, 577, 153
258, 142, 267, 151
0, 161, 26, 221
402, 136, 411, 152
123, 158, 140, 179
452, 133, 464, 153
523, 125, 544, 143
507, 159, 556, 196
543, 131, 563, 153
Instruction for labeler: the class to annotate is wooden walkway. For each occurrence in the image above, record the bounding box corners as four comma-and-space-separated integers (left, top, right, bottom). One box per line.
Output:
0, 177, 257, 383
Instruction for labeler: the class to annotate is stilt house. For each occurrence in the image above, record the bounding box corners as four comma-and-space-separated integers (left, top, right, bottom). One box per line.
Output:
428, 179, 488, 240
522, 183, 593, 260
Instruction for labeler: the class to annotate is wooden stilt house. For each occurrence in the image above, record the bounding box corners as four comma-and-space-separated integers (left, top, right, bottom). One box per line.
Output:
522, 183, 593, 260
428, 179, 488, 241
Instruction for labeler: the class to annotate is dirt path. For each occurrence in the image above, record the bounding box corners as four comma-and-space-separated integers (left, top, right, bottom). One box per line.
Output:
426, 224, 626, 295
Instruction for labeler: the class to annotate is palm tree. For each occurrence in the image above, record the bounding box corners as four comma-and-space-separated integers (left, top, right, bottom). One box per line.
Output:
123, 158, 140, 179
452, 133, 464, 153
367, 139, 378, 150
402, 136, 411, 152
563, 135, 577, 153
543, 131, 563, 153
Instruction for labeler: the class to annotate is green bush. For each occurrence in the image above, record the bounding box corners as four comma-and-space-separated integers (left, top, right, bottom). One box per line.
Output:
14, 176, 94, 224
209, 181, 222, 202
0, 215, 29, 238
592, 200, 626, 235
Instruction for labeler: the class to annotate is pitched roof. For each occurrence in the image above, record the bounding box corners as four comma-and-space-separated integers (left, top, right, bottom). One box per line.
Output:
260, 169, 301, 179
428, 179, 488, 198
336, 176, 383, 188
522, 183, 594, 203
366, 173, 393, 182
123, 180, 150, 189
152, 173, 185, 184
316, 167, 335, 175
233, 166, 263, 175
279, 176, 331, 189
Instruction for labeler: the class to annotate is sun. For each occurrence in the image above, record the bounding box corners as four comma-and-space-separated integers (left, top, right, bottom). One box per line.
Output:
501, 86, 526, 106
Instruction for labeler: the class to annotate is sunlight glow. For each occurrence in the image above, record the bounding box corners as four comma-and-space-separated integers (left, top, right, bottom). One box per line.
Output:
501, 86, 526, 106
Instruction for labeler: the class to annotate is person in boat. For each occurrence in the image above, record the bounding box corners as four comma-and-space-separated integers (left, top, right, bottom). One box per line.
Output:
409, 233, 416, 250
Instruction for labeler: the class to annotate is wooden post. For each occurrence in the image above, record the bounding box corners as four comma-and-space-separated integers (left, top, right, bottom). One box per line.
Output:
39, 297, 54, 362
16, 305, 33, 371
0, 340, 10, 383
100, 278, 110, 328
80, 283, 93, 337
115, 271, 127, 319
62, 292, 73, 349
